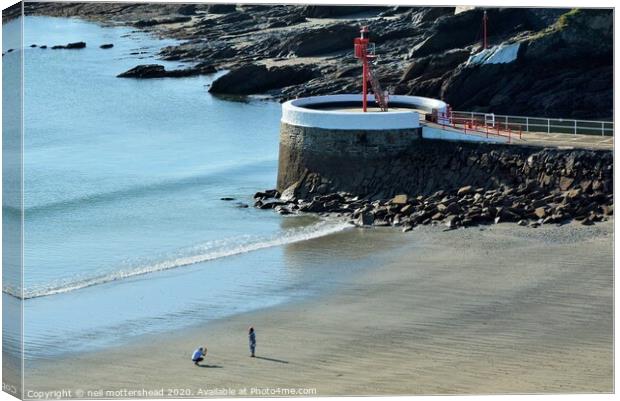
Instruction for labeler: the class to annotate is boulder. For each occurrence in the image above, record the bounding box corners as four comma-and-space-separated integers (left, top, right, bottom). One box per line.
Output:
134, 16, 191, 28
117, 63, 216, 78
457, 185, 473, 196
534, 207, 547, 219
274, 205, 292, 215
400, 204, 413, 215
279, 183, 298, 202
559, 176, 574, 191
209, 64, 319, 95
117, 64, 166, 78
445, 215, 460, 229
392, 194, 408, 205
66, 41, 86, 49
431, 212, 444, 221
566, 188, 583, 200
100, 43, 114, 49
51, 41, 86, 50
357, 212, 375, 226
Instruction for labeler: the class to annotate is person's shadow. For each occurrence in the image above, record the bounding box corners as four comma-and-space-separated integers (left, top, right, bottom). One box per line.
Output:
254, 356, 289, 364
197, 364, 223, 368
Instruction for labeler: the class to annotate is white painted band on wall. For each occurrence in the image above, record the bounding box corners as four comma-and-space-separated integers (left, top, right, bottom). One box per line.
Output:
421, 126, 507, 144
281, 94, 448, 131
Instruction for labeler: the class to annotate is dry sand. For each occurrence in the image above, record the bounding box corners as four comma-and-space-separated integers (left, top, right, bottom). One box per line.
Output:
24, 220, 613, 397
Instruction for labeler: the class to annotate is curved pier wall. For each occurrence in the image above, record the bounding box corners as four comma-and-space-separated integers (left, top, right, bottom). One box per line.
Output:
277, 123, 422, 193
277, 137, 613, 200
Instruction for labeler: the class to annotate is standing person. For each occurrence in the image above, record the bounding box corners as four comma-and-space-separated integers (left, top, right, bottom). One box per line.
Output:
192, 346, 207, 366
248, 327, 256, 357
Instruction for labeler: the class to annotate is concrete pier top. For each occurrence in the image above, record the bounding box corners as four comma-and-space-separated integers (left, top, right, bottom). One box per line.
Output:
281, 94, 449, 130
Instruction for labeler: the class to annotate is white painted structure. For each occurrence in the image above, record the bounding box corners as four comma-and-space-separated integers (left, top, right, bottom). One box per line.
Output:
421, 125, 506, 143
281, 94, 506, 144
281, 94, 449, 130
467, 42, 520, 66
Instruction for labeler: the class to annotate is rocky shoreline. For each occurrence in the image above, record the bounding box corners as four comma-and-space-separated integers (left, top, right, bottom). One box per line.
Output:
18, 3, 613, 119
255, 144, 613, 231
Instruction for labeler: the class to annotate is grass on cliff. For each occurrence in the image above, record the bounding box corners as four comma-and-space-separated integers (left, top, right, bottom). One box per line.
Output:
526, 8, 580, 42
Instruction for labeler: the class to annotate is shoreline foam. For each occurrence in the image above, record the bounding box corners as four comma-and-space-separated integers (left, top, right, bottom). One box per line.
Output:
23, 220, 613, 395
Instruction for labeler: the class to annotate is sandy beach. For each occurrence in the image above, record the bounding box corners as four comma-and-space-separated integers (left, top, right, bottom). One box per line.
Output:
22, 219, 613, 397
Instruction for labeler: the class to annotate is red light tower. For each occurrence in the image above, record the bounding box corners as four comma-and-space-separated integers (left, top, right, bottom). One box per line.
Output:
354, 26, 388, 112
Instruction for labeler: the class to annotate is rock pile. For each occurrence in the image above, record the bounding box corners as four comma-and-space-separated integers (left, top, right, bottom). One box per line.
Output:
255, 181, 612, 231
256, 143, 613, 231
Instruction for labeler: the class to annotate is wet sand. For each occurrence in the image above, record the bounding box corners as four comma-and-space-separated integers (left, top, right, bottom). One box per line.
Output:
24, 220, 613, 396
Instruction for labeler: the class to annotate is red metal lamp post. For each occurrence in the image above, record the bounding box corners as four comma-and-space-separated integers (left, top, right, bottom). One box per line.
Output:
353, 26, 388, 112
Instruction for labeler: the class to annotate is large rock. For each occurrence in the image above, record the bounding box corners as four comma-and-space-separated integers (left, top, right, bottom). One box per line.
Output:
401, 49, 470, 81
209, 64, 319, 95
438, 9, 612, 119
134, 16, 191, 28
117, 63, 216, 78
51, 41, 86, 49
410, 8, 543, 58
277, 24, 359, 57
392, 194, 408, 205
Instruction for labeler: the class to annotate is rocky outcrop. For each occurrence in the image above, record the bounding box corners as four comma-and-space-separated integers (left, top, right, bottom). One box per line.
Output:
276, 24, 359, 57
51, 41, 86, 49
437, 9, 613, 119
134, 16, 191, 28
256, 140, 613, 230
23, 4, 613, 120
117, 63, 216, 78
208, 64, 320, 95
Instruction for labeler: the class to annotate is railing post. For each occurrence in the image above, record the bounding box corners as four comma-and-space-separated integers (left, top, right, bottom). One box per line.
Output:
574, 120, 577, 135
547, 119, 550, 134
602, 122, 605, 137
525, 117, 529, 132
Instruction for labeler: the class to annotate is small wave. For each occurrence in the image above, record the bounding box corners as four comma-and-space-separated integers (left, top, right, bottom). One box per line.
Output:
5, 220, 351, 300
18, 158, 275, 218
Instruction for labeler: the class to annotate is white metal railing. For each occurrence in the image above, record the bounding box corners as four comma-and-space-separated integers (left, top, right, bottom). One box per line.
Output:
452, 111, 613, 137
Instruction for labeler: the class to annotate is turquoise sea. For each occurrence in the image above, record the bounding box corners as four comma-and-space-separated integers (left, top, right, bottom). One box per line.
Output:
1, 16, 385, 360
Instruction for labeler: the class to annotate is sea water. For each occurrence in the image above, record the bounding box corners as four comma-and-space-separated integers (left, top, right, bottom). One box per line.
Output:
1, 16, 383, 360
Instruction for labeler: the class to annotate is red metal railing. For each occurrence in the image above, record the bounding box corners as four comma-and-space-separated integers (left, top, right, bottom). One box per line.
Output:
434, 112, 523, 144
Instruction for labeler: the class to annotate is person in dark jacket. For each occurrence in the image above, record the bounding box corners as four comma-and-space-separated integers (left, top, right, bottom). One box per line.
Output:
248, 327, 256, 357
